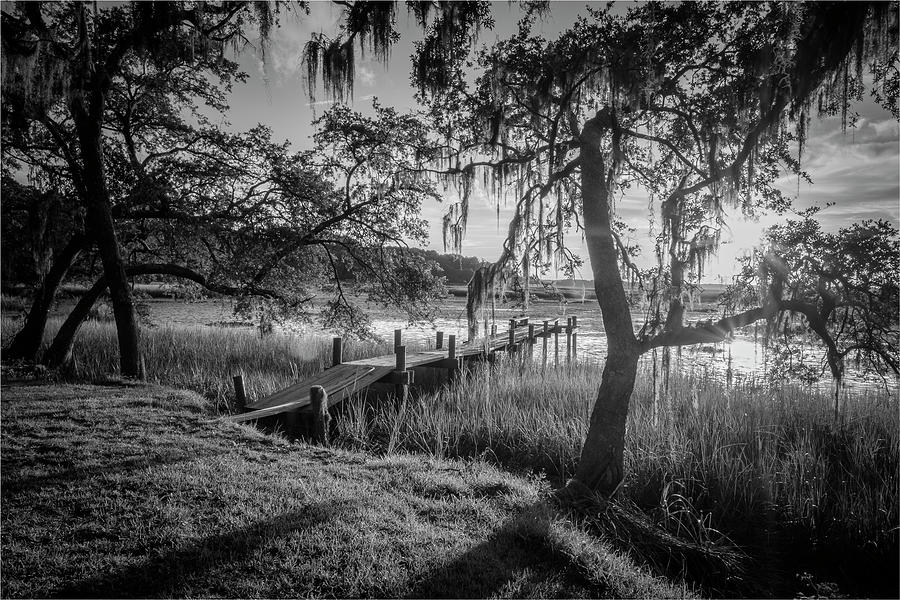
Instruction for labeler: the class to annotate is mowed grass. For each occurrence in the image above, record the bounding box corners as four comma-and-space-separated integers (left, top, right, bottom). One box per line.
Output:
338, 358, 899, 597
2, 316, 898, 596
0, 382, 689, 599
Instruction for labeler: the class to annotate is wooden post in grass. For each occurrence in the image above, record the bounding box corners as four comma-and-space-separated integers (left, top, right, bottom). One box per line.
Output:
542, 321, 549, 369
394, 328, 402, 350
448, 335, 457, 383
554, 319, 560, 367
232, 375, 247, 412
566, 317, 572, 365
310, 385, 330, 446
332, 337, 342, 367
571, 316, 578, 364
527, 323, 535, 362
395, 345, 408, 402
508, 319, 516, 354
436, 331, 444, 350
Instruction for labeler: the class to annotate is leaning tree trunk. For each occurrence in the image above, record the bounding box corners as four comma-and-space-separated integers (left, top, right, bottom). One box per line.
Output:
568, 109, 641, 496
5, 233, 87, 361
72, 103, 144, 379
43, 272, 109, 369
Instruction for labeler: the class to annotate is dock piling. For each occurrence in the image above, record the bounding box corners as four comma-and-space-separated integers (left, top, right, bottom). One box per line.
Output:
571, 316, 578, 364
527, 323, 535, 362
332, 337, 342, 367
310, 385, 330, 446
436, 331, 444, 350
566, 317, 572, 364
448, 335, 457, 383
394, 344, 409, 402
542, 321, 548, 369
232, 375, 247, 412
554, 319, 560, 367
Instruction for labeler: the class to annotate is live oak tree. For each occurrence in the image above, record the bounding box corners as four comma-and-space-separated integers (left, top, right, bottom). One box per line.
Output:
1, 2, 253, 364
728, 215, 899, 415
411, 2, 898, 495
1, 1, 460, 372
1, 1, 282, 377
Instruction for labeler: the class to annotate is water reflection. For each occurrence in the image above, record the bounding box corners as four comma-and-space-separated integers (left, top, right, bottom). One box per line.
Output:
140, 299, 897, 396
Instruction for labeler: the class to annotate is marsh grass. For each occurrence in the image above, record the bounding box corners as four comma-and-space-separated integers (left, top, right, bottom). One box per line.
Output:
334, 355, 898, 596
1, 316, 398, 411
2, 317, 897, 596
1, 383, 688, 598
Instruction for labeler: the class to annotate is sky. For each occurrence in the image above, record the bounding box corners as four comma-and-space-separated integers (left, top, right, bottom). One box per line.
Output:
219, 1, 899, 283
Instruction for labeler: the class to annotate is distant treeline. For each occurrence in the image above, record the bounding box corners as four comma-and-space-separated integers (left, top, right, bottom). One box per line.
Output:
325, 248, 484, 285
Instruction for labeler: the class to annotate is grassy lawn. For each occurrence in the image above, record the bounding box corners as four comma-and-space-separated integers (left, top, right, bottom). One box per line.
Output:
0, 382, 689, 599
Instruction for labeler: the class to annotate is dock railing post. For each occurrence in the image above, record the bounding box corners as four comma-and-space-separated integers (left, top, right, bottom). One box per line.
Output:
395, 344, 408, 402
332, 337, 342, 367
491, 324, 497, 337
436, 331, 444, 350
394, 328, 402, 350
310, 385, 330, 446
571, 316, 578, 364
232, 374, 247, 412
448, 334, 457, 383
527, 323, 535, 363
508, 319, 516, 357
554, 319, 560, 367
542, 321, 548, 369
566, 317, 573, 365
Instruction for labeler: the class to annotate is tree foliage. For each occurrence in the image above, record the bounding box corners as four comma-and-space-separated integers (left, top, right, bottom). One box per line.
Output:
728, 216, 899, 392
407, 1, 898, 494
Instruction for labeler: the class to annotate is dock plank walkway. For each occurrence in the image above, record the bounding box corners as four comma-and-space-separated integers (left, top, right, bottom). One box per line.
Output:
231, 317, 577, 423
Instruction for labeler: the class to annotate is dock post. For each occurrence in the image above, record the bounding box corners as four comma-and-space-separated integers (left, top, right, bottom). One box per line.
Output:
436, 331, 444, 350
483, 319, 489, 338
332, 337, 342, 367
491, 324, 497, 337
566, 317, 572, 365
394, 328, 402, 350
527, 323, 535, 363
508, 319, 516, 355
395, 345, 408, 402
310, 385, 330, 446
232, 375, 247, 412
542, 321, 548, 369
571, 316, 577, 364
554, 319, 560, 367
448, 334, 457, 383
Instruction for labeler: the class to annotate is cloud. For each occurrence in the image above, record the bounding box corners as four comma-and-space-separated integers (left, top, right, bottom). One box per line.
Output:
358, 65, 377, 87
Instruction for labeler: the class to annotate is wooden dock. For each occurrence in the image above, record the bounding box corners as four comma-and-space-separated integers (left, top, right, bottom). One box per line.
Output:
230, 316, 579, 424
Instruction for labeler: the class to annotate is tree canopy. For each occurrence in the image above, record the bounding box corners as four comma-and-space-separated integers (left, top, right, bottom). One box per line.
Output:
410, 1, 898, 495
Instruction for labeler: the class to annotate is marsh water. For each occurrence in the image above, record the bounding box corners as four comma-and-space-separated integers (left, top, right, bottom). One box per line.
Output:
124, 296, 897, 396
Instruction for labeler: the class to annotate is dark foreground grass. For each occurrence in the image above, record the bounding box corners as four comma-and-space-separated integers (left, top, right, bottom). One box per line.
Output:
0, 382, 690, 599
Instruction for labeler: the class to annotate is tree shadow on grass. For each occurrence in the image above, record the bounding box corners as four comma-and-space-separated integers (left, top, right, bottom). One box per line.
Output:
55, 500, 350, 598
410, 502, 606, 599
1, 450, 218, 494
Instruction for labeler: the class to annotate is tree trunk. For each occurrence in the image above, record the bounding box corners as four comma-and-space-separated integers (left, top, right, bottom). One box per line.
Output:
573, 350, 640, 492
43, 273, 109, 369
72, 105, 144, 379
567, 110, 641, 497
5, 234, 87, 361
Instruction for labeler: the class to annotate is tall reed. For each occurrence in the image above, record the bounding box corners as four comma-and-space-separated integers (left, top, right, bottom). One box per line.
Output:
0, 316, 395, 410
2, 316, 896, 594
